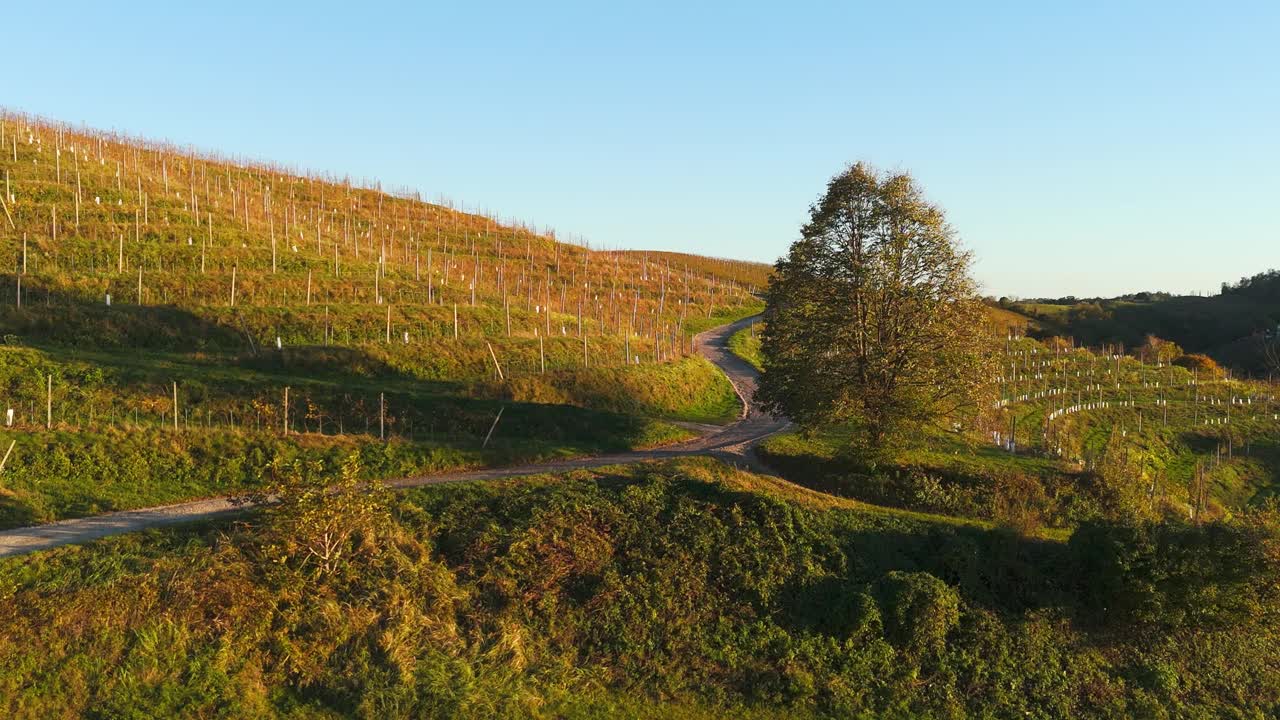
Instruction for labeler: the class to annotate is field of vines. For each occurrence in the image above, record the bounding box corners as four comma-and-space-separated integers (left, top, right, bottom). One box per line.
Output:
989, 330, 1280, 517
0, 111, 766, 526
747, 317, 1280, 527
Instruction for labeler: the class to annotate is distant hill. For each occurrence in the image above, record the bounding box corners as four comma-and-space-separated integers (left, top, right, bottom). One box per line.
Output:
982, 303, 1043, 335
1010, 271, 1280, 374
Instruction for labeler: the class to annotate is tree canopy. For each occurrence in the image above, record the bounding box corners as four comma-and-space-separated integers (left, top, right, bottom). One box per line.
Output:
758, 163, 994, 451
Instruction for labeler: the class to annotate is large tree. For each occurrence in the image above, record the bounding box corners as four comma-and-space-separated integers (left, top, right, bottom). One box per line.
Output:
758, 163, 994, 451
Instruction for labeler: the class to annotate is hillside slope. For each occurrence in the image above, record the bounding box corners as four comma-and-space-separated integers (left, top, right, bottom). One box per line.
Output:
0, 111, 763, 526
2, 458, 1277, 718
1012, 273, 1280, 374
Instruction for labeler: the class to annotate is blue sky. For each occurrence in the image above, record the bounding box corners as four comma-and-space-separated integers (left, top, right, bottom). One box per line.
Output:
5, 2, 1277, 298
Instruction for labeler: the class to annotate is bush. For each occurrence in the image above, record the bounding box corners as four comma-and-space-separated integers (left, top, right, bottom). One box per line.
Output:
242, 454, 392, 577
1172, 353, 1223, 378
1069, 514, 1280, 631
874, 571, 961, 655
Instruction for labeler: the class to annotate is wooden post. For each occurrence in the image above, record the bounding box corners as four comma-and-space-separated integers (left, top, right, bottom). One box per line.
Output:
118, 233, 124, 273
453, 303, 459, 340
137, 267, 143, 304
306, 269, 312, 306
379, 392, 385, 440
0, 193, 12, 231
283, 386, 289, 435
172, 382, 179, 431
230, 264, 237, 307
540, 333, 545, 374
486, 342, 505, 381
481, 406, 504, 449
21, 233, 26, 274
0, 439, 15, 473
385, 305, 392, 343
46, 375, 52, 429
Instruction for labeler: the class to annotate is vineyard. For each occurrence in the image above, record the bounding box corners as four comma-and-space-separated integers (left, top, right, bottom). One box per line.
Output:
990, 330, 1280, 517
752, 319, 1280, 527
0, 111, 766, 527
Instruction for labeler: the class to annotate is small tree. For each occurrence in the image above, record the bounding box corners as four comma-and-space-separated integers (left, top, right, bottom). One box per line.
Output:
244, 454, 391, 576
1173, 353, 1223, 378
758, 162, 994, 452
1137, 335, 1183, 364
1264, 335, 1280, 378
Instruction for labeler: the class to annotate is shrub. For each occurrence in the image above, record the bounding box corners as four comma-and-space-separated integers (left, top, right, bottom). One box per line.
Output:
874, 570, 961, 655
1172, 353, 1223, 378
1069, 513, 1280, 631
241, 454, 392, 576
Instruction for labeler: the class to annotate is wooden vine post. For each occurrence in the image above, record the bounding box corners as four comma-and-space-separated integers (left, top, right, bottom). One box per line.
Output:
486, 342, 505, 381
482, 406, 504, 449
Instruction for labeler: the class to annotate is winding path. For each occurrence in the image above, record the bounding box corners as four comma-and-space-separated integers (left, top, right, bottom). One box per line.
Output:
0, 317, 787, 557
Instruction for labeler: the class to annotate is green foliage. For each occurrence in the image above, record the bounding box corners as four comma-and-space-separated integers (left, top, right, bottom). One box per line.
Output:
874, 571, 960, 655
758, 163, 994, 452
1014, 278, 1280, 374
2, 459, 1279, 717
1069, 509, 1280, 631
501, 356, 740, 424
243, 455, 392, 576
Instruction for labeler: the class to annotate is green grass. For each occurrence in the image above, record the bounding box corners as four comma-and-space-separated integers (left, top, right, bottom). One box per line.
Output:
728, 323, 763, 371
758, 425, 1077, 529
684, 300, 764, 335
1, 457, 1277, 718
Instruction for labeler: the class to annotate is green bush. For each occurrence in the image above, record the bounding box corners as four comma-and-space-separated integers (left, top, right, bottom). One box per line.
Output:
1069, 513, 1280, 630
874, 571, 961, 655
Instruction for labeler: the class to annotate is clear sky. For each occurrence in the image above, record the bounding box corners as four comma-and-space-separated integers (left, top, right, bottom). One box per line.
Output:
5, 1, 1277, 298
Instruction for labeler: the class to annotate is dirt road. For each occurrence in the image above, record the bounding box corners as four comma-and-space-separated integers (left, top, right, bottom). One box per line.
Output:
0, 317, 786, 557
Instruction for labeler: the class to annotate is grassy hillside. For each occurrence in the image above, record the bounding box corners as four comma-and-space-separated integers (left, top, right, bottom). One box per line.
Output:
618, 250, 772, 293
758, 330, 1280, 530
1, 458, 1277, 718
0, 112, 764, 523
